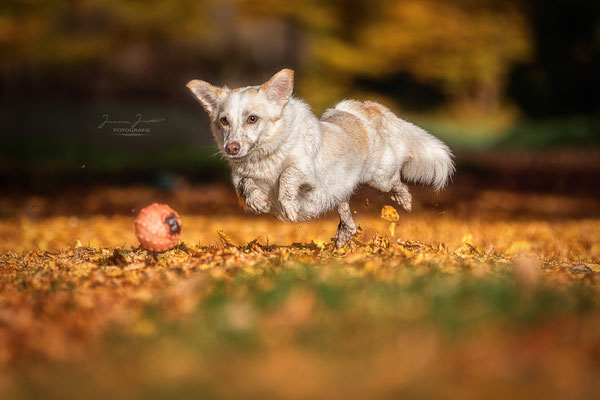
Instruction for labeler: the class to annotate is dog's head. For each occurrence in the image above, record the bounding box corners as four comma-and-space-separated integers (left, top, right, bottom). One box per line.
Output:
187, 69, 294, 160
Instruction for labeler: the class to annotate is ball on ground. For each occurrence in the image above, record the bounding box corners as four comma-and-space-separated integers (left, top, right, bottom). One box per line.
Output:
134, 203, 182, 251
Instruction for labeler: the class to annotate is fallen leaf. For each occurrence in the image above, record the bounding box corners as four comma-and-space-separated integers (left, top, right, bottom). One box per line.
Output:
381, 205, 399, 222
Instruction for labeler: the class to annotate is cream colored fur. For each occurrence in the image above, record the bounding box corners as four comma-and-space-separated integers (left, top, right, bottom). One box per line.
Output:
187, 69, 455, 247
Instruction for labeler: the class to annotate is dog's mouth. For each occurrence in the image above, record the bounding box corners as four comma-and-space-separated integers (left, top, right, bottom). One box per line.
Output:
226, 152, 248, 160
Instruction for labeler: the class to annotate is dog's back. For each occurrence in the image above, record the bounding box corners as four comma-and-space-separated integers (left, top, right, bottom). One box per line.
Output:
326, 99, 454, 191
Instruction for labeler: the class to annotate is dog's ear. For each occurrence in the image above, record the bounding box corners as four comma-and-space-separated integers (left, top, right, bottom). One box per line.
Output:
261, 69, 294, 106
186, 80, 224, 118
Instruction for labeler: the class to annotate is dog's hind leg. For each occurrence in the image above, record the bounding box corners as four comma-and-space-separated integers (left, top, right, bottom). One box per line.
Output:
367, 176, 412, 212
334, 201, 357, 248
390, 181, 412, 212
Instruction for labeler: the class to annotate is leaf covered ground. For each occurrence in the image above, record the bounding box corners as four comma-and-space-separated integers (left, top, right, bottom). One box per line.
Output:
1, 179, 600, 399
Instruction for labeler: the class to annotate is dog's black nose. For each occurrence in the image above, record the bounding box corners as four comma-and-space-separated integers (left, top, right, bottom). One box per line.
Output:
225, 142, 240, 155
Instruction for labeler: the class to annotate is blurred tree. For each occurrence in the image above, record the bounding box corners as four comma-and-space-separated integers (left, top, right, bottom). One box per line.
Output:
0, 0, 218, 102
1, 0, 597, 120
235, 0, 531, 112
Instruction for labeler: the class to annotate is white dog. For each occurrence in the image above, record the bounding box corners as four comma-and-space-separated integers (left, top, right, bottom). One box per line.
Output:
187, 69, 454, 247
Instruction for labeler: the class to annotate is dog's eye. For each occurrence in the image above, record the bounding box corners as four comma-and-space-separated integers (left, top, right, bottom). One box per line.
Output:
247, 115, 259, 124
220, 117, 229, 126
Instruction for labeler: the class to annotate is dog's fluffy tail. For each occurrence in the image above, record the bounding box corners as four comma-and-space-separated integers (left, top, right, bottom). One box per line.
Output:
398, 120, 455, 191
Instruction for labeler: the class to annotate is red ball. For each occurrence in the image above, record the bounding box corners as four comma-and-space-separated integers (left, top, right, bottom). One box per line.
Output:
134, 203, 182, 252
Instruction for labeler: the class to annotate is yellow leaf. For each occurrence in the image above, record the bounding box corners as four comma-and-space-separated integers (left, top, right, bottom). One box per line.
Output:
381, 205, 399, 222
414, 253, 426, 264
217, 230, 235, 247
585, 263, 600, 272
506, 241, 532, 255
311, 239, 326, 250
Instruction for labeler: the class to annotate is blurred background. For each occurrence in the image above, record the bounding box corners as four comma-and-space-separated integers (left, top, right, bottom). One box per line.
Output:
2, 4, 600, 397
0, 0, 599, 196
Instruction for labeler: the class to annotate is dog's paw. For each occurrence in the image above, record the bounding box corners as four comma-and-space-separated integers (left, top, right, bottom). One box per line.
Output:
280, 199, 299, 222
390, 187, 412, 212
246, 190, 271, 214
335, 225, 357, 248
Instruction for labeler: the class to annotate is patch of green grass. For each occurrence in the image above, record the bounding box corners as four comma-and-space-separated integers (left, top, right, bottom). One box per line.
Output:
423, 116, 600, 150
127, 262, 597, 353
498, 117, 600, 149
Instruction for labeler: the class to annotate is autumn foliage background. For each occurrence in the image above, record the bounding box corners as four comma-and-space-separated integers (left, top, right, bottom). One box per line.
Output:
1, 1, 600, 399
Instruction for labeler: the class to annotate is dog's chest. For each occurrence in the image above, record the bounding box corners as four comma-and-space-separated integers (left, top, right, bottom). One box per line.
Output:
232, 154, 285, 186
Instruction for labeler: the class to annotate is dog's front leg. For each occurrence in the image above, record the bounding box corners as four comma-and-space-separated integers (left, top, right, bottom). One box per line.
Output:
278, 166, 304, 222
234, 176, 271, 214
335, 201, 357, 248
